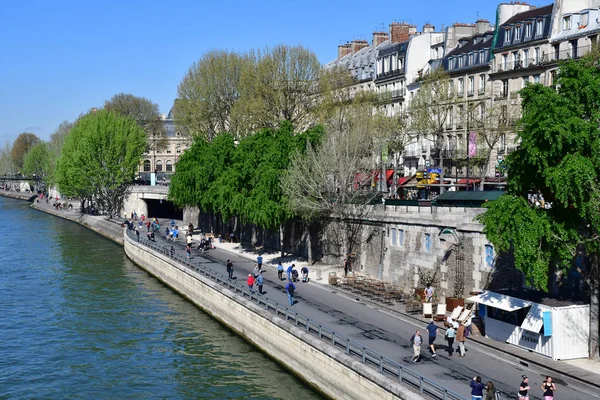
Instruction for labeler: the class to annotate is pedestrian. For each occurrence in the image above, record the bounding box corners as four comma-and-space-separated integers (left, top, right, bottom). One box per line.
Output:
286, 264, 294, 281
470, 376, 485, 400
247, 274, 255, 292
301, 266, 309, 282
256, 271, 264, 294
541, 376, 556, 400
518, 375, 530, 400
426, 320, 438, 357
343, 258, 349, 277
286, 280, 296, 306
170, 219, 175, 228
185, 244, 191, 259
173, 226, 179, 241
484, 381, 499, 400
425, 284, 435, 303
252, 263, 260, 278
226, 259, 234, 279
410, 330, 422, 363
291, 267, 299, 282
445, 324, 456, 356
456, 322, 467, 357
277, 262, 284, 281
165, 226, 170, 240
256, 254, 263, 270
186, 232, 193, 247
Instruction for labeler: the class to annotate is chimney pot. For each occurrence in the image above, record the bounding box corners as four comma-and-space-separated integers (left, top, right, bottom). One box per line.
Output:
338, 43, 351, 59
372, 31, 389, 47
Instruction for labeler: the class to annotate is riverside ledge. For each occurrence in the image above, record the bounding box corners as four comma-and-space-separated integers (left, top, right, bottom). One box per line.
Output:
124, 231, 429, 400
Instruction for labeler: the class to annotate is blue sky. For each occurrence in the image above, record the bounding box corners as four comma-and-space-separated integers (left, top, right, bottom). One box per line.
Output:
0, 0, 550, 144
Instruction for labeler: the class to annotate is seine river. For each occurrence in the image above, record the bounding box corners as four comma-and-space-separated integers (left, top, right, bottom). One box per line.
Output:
0, 197, 322, 399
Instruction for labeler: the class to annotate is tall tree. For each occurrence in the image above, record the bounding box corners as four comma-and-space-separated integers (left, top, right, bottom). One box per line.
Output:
46, 121, 74, 187
477, 53, 600, 359
174, 50, 248, 139
10, 133, 40, 170
0, 141, 18, 176
21, 141, 50, 183
56, 110, 147, 214
409, 69, 454, 191
235, 45, 321, 134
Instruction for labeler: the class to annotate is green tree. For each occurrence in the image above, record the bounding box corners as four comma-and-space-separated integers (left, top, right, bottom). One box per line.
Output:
0, 141, 18, 176
56, 110, 147, 214
103, 93, 166, 155
10, 132, 40, 170
477, 54, 600, 359
45, 121, 74, 187
174, 50, 249, 139
21, 141, 50, 182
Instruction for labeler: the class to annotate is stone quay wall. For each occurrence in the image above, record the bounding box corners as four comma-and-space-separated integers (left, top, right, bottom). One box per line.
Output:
124, 232, 424, 400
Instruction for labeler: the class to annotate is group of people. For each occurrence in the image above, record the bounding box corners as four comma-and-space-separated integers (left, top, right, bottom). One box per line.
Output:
468, 374, 557, 400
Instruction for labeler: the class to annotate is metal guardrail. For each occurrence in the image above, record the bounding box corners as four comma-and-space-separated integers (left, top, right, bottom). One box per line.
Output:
126, 229, 467, 400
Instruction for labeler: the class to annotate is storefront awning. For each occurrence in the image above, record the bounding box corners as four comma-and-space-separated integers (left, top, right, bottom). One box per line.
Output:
467, 291, 532, 312
457, 178, 481, 185
521, 303, 551, 333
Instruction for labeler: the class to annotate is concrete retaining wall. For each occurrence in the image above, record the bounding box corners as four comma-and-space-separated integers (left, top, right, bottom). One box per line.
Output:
124, 233, 423, 400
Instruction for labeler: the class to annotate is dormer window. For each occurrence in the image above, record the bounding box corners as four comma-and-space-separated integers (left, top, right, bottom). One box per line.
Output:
479, 50, 485, 62
468, 53, 474, 65
563, 16, 571, 30
515, 25, 521, 41
504, 28, 512, 43
458, 56, 464, 68
526, 23, 532, 38
536, 20, 544, 36
582, 12, 590, 27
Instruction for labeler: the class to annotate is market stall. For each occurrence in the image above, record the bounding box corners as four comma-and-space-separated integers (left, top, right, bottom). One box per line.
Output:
467, 290, 589, 360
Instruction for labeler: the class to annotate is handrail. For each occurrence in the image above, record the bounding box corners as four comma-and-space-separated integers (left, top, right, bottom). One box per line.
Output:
126, 229, 467, 400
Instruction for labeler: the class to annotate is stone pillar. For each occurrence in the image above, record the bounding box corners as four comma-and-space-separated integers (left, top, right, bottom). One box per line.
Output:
183, 206, 200, 228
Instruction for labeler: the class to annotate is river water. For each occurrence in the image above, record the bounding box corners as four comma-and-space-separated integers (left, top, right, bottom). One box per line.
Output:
0, 197, 322, 399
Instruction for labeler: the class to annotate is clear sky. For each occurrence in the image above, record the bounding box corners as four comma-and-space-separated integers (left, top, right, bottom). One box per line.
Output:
0, 0, 551, 144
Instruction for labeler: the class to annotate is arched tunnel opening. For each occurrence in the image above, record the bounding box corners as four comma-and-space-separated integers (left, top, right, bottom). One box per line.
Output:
144, 199, 183, 220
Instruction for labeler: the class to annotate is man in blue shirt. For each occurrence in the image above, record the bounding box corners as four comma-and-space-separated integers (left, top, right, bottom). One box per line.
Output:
256, 271, 264, 294
286, 264, 295, 281
285, 281, 296, 306
256, 254, 263, 270
277, 263, 284, 281
426, 320, 438, 357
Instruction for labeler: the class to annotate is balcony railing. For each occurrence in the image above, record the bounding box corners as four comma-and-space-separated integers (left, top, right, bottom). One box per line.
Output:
493, 45, 595, 73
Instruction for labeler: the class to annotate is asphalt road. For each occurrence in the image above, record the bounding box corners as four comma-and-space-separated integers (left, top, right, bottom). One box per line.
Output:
151, 233, 599, 400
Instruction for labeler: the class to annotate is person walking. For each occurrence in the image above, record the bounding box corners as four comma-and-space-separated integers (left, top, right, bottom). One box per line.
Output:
518, 375, 530, 400
170, 219, 175, 228
343, 258, 349, 277
470, 376, 485, 400
247, 274, 255, 292
185, 245, 191, 259
410, 330, 422, 363
286, 280, 296, 306
456, 322, 467, 357
445, 324, 456, 356
256, 271, 264, 294
484, 381, 499, 400
277, 263, 284, 281
541, 376, 556, 400
286, 264, 295, 281
186, 232, 193, 248
252, 264, 260, 278
173, 226, 179, 242
426, 320, 438, 357
226, 259, 234, 279
256, 254, 263, 270
425, 284, 435, 303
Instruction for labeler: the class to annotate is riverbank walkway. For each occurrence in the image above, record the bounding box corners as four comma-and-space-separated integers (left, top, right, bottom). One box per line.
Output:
5, 192, 599, 400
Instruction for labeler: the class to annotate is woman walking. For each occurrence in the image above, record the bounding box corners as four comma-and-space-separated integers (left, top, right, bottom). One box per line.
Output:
469, 376, 485, 400
446, 325, 456, 356
541, 376, 556, 400
484, 381, 498, 400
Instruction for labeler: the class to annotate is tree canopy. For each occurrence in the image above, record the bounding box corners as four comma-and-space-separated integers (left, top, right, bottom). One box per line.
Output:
21, 141, 49, 181
55, 110, 147, 213
10, 132, 40, 170
477, 53, 600, 358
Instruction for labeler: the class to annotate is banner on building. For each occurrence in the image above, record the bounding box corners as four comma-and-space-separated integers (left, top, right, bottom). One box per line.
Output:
469, 132, 477, 157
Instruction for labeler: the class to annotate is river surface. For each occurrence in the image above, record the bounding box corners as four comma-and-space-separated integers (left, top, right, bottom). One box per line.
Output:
0, 197, 322, 399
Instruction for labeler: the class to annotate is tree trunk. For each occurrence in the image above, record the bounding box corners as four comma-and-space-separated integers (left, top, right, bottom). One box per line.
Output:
590, 254, 600, 359
251, 225, 257, 248
306, 223, 313, 264
289, 220, 296, 255
438, 135, 445, 194
392, 154, 398, 197
279, 224, 285, 258
238, 219, 243, 253
479, 150, 493, 191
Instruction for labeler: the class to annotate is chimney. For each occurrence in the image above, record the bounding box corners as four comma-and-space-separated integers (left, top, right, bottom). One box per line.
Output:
409, 25, 417, 36
372, 31, 389, 47
390, 22, 411, 43
475, 19, 490, 34
337, 43, 351, 59
423, 23, 435, 33
351, 39, 369, 54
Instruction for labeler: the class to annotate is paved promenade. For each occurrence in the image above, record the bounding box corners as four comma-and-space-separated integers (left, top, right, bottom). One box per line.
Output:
4, 192, 598, 400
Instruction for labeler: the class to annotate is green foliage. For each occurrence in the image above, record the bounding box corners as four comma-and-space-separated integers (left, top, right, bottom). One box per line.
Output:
56, 110, 147, 212
478, 53, 600, 291
169, 122, 323, 229
10, 133, 40, 170
21, 141, 50, 180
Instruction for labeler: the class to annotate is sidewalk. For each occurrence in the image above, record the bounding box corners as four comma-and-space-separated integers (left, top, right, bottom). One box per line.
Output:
211, 240, 600, 391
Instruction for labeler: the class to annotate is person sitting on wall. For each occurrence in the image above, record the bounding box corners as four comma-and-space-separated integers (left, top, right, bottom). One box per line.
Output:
301, 266, 309, 282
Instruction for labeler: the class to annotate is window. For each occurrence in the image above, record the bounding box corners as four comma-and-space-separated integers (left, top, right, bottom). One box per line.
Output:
468, 76, 474, 95
504, 28, 511, 43
533, 74, 541, 84
399, 229, 404, 246
457, 104, 464, 127
534, 47, 540, 64
515, 25, 521, 41
485, 244, 494, 267
457, 78, 464, 96
479, 74, 486, 93
523, 76, 529, 88
513, 51, 521, 68
582, 12, 590, 27
166, 160, 173, 172
526, 23, 532, 38
448, 57, 454, 70
563, 16, 571, 30
523, 49, 529, 67
502, 79, 509, 98
468, 53, 474, 65
570, 40, 578, 58
458, 56, 464, 68
143, 159, 151, 172
424, 233, 431, 252
155, 160, 163, 172
501, 54, 508, 70
536, 20, 543, 36
390, 228, 397, 246
479, 50, 485, 63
